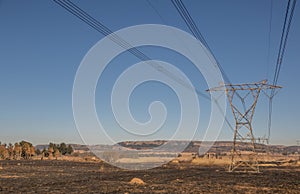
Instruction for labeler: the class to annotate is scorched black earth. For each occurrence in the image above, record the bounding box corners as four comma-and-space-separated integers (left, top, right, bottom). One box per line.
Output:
0, 160, 299, 193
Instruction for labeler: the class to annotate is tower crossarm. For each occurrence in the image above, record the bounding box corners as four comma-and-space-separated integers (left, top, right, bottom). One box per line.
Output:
206, 80, 282, 92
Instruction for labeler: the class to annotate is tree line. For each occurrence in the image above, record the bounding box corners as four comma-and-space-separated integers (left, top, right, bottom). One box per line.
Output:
40, 142, 73, 159
0, 141, 73, 160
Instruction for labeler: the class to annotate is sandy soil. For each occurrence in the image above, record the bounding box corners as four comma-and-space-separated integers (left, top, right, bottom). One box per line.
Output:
0, 160, 299, 193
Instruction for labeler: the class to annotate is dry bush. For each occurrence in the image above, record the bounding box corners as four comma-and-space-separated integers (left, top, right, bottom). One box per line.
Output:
129, 178, 145, 185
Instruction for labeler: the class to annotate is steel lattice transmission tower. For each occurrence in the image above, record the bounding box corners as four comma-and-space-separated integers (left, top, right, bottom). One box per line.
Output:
207, 80, 281, 172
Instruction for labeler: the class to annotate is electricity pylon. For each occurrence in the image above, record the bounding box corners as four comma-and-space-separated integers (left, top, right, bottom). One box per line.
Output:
207, 80, 281, 172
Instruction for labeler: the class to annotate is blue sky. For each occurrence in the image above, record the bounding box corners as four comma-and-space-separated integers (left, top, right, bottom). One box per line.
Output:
0, 0, 299, 145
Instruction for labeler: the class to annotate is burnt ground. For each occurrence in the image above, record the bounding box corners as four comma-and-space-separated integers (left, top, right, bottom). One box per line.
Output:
0, 160, 299, 193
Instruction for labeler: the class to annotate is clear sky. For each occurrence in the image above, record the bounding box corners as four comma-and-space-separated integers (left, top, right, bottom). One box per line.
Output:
0, 0, 299, 145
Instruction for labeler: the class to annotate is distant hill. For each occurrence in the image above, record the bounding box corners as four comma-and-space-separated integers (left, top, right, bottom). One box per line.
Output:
47, 141, 300, 156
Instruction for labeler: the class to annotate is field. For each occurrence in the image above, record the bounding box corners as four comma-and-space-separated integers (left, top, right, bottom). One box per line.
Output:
0, 160, 299, 193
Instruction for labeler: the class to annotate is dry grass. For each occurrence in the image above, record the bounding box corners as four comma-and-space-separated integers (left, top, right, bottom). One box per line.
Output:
0, 175, 22, 178
116, 157, 171, 163
191, 158, 231, 166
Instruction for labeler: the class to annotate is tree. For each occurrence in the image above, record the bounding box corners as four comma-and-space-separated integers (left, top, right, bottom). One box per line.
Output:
48, 146, 54, 159
35, 148, 41, 156
0, 144, 8, 159
59, 143, 68, 155
42, 148, 49, 157
19, 141, 34, 159
67, 145, 73, 155
7, 143, 14, 159
30, 146, 35, 158
13, 143, 22, 159
54, 149, 60, 160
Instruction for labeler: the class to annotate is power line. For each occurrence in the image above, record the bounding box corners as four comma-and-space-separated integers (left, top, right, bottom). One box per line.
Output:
54, 0, 211, 100
266, 0, 274, 142
171, 0, 231, 84
146, 0, 167, 24
272, 0, 297, 89
146, 0, 243, 139
266, 0, 273, 80
272, 0, 291, 90
169, 0, 249, 138
267, 0, 297, 141
54, 0, 244, 140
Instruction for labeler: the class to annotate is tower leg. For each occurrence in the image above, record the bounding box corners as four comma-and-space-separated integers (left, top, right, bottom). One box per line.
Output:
229, 124, 238, 172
